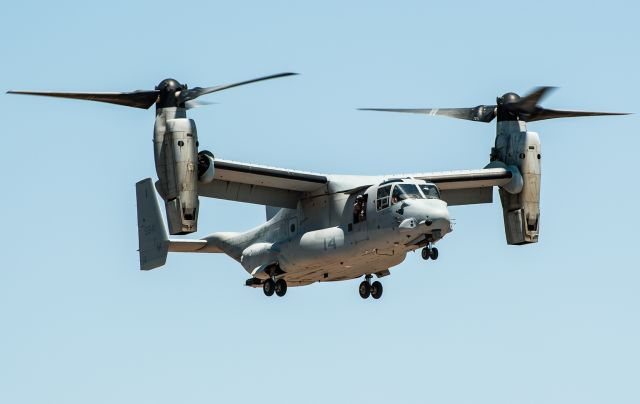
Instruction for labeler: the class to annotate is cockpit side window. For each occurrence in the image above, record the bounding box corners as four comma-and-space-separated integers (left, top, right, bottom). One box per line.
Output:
419, 183, 441, 199
391, 184, 423, 204
376, 185, 391, 210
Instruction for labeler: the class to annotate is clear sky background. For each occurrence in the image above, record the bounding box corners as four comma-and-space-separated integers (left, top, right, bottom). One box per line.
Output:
1, 1, 638, 403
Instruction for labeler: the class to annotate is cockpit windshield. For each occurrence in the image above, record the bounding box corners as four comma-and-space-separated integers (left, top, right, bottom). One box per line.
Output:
391, 184, 423, 204
419, 183, 440, 199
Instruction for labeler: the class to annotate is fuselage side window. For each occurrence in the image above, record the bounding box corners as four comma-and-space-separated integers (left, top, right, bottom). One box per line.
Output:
376, 185, 391, 210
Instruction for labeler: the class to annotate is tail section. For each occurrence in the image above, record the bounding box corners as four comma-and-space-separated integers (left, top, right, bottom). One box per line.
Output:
136, 178, 236, 270
136, 178, 169, 270
265, 206, 281, 221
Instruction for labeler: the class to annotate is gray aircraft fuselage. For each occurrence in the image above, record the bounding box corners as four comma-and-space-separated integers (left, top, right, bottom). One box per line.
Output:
202, 178, 451, 287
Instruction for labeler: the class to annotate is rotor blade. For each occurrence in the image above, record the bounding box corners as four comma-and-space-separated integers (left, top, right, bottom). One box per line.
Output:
514, 86, 557, 112
526, 108, 630, 122
6, 90, 160, 109
181, 72, 298, 102
359, 106, 496, 123
184, 100, 217, 110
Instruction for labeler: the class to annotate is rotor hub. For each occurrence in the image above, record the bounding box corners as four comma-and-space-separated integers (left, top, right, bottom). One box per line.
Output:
156, 78, 186, 109
497, 92, 520, 106
495, 92, 522, 121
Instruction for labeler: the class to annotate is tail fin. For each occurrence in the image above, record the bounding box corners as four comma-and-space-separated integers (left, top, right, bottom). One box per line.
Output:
265, 206, 281, 221
136, 178, 169, 270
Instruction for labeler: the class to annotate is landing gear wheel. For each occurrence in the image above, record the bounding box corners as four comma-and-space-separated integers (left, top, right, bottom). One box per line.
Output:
263, 279, 275, 296
359, 281, 371, 299
421, 248, 430, 260
430, 247, 439, 260
275, 279, 287, 297
371, 281, 383, 299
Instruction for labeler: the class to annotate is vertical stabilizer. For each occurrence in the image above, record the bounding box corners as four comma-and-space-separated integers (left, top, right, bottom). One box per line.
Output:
266, 206, 281, 221
136, 178, 169, 270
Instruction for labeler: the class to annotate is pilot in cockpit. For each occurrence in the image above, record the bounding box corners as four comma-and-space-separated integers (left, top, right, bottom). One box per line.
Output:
391, 187, 400, 205
391, 183, 426, 205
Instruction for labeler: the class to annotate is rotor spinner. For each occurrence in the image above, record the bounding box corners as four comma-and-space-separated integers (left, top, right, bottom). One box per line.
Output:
155, 78, 187, 109
496, 92, 521, 121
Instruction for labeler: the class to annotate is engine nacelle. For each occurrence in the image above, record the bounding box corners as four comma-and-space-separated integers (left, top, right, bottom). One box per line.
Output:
155, 117, 199, 235
492, 121, 541, 245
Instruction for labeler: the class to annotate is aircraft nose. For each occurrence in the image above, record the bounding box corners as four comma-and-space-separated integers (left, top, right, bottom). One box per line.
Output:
421, 201, 451, 233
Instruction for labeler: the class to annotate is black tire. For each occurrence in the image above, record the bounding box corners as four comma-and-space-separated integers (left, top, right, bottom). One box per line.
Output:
263, 279, 275, 296
275, 279, 287, 297
359, 281, 371, 299
421, 248, 430, 260
430, 247, 439, 260
371, 281, 383, 299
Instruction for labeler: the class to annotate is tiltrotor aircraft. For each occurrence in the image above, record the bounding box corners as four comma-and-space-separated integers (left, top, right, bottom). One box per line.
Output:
8, 76, 627, 299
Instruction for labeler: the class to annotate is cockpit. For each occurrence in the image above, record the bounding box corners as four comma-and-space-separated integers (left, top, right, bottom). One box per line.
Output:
376, 179, 440, 210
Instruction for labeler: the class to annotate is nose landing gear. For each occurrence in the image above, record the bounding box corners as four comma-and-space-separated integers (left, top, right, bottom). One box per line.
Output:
421, 244, 439, 261
359, 280, 370, 298
359, 275, 383, 299
371, 281, 383, 299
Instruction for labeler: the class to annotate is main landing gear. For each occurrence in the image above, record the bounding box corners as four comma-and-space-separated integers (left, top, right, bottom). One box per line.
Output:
263, 278, 287, 297
359, 274, 383, 300
421, 244, 439, 261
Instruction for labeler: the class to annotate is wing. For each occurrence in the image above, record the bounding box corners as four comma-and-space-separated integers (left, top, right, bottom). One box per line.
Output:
411, 167, 516, 206
198, 159, 328, 208
199, 159, 514, 208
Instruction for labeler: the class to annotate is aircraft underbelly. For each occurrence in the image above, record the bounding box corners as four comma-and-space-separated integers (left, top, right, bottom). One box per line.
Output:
279, 236, 408, 284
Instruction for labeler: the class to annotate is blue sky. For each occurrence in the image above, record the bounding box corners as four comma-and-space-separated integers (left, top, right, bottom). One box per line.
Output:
1, 1, 639, 403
